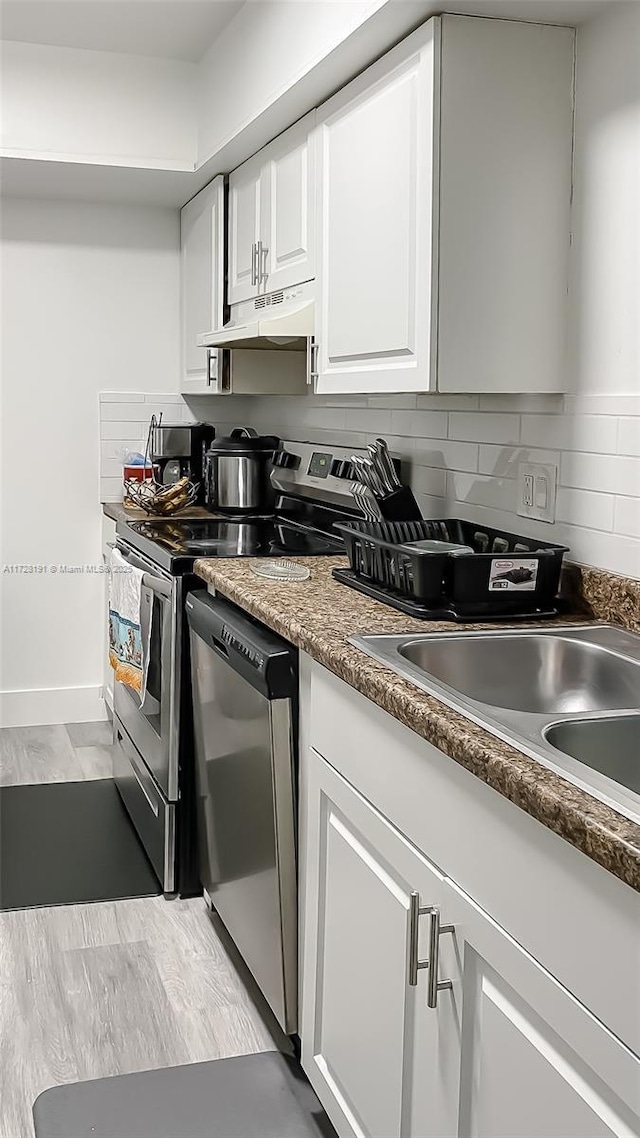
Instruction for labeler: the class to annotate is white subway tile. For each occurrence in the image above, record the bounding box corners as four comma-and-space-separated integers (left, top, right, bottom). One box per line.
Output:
143, 392, 184, 404
391, 409, 448, 438
101, 422, 154, 440
99, 391, 145, 403
410, 466, 447, 498
555, 487, 615, 532
560, 525, 640, 578
413, 440, 478, 473
100, 458, 127, 479
413, 493, 448, 520
520, 414, 618, 453
563, 394, 640, 417
343, 408, 393, 434
561, 452, 640, 495
416, 394, 479, 411
368, 395, 417, 410
478, 394, 562, 413
448, 412, 520, 444
446, 472, 517, 514
617, 418, 640, 457
614, 496, 640, 540
100, 477, 124, 503
478, 445, 561, 479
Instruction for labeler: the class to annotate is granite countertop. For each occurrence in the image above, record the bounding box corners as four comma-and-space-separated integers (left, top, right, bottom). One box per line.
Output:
194, 555, 640, 892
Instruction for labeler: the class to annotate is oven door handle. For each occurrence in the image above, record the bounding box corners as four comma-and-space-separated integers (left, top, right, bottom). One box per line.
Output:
116, 548, 172, 599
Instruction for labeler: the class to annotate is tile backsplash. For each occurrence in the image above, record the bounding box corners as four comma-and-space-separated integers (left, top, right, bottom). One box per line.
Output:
184, 390, 640, 579
99, 391, 191, 502
99, 389, 639, 579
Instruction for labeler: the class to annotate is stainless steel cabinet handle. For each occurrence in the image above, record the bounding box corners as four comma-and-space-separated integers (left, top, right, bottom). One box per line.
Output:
408, 893, 454, 1007
260, 242, 269, 286
206, 348, 216, 389
250, 242, 258, 286
306, 339, 319, 386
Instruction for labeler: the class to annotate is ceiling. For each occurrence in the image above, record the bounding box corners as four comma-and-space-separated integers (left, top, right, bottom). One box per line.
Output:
0, 0, 244, 62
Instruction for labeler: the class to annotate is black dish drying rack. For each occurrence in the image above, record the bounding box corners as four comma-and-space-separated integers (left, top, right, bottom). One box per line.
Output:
333, 518, 569, 621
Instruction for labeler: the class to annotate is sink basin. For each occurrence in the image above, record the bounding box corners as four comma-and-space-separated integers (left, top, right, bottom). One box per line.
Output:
398, 634, 640, 715
350, 625, 640, 825
545, 716, 640, 796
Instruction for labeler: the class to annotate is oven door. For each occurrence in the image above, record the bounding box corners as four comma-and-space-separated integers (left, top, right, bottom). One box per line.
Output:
113, 543, 180, 801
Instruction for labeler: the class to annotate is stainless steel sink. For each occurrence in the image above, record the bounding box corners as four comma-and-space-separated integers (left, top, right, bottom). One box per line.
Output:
350, 625, 640, 824
544, 716, 640, 796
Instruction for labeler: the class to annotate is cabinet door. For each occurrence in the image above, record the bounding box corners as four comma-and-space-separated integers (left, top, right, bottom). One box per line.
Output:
228, 152, 262, 305
447, 878, 640, 1138
180, 175, 225, 393
300, 748, 458, 1138
314, 21, 439, 395
260, 111, 316, 295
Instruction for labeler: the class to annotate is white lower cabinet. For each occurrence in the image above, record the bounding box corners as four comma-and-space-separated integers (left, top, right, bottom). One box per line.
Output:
300, 745, 640, 1138
448, 881, 640, 1138
300, 749, 457, 1138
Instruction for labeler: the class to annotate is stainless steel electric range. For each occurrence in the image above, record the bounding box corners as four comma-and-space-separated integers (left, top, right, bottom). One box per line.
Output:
112, 439, 365, 896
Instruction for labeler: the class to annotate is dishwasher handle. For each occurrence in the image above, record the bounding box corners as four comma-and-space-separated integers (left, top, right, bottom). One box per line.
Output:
186, 591, 297, 701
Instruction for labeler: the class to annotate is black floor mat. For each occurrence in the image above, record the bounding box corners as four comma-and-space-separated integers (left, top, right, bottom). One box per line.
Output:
0, 779, 161, 911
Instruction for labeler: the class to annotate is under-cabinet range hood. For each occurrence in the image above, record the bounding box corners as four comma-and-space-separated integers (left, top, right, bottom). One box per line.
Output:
197, 281, 314, 352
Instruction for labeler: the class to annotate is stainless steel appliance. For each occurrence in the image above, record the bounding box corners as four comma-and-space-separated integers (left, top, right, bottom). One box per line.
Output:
186, 592, 298, 1033
112, 543, 184, 894
150, 421, 214, 499
113, 438, 381, 897
204, 428, 279, 513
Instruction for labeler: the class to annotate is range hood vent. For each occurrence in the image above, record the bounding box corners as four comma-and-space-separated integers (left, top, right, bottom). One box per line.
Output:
198, 288, 314, 352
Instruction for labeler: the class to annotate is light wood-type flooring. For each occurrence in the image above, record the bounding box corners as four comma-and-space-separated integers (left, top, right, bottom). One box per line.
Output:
0, 723, 284, 1138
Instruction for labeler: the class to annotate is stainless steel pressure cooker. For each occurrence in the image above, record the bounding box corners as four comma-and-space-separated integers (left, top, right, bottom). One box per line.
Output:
204, 428, 279, 513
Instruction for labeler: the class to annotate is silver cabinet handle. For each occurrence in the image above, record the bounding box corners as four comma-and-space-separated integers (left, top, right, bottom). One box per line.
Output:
306, 338, 319, 386
250, 242, 258, 286
408, 893, 454, 1007
206, 348, 216, 388
260, 241, 269, 286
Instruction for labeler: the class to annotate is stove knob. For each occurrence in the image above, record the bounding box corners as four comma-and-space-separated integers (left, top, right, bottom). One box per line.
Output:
274, 450, 300, 470
330, 459, 355, 480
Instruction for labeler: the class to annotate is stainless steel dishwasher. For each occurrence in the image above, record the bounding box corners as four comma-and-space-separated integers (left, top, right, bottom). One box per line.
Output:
186, 590, 298, 1034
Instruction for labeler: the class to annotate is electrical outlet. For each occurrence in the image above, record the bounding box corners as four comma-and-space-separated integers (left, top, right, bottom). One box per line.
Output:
517, 463, 557, 522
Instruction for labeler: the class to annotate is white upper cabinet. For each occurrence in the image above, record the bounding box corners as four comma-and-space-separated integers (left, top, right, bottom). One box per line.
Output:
228, 151, 263, 305
314, 16, 574, 395
180, 175, 225, 394
315, 25, 437, 396
228, 111, 316, 306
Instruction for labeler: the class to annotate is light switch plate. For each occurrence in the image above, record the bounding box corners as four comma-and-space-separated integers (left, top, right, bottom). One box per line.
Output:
517, 463, 557, 522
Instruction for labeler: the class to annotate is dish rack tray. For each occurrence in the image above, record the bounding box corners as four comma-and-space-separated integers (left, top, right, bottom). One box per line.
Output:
334, 518, 568, 619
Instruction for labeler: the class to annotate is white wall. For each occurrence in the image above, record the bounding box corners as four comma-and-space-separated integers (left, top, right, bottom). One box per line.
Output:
0, 40, 197, 168
196, 0, 387, 163
0, 198, 180, 726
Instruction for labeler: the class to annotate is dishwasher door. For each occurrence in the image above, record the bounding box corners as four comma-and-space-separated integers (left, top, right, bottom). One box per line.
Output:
186, 591, 298, 1034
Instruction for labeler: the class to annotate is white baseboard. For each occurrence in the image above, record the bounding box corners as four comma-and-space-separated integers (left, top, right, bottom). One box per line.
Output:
0, 685, 108, 728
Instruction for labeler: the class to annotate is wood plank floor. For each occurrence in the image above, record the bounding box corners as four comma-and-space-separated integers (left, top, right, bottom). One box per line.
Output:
0, 721, 113, 786
0, 725, 286, 1138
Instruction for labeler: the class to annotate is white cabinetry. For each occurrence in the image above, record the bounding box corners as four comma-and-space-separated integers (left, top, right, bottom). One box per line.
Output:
314, 16, 574, 394
448, 880, 640, 1138
299, 659, 640, 1138
301, 745, 640, 1138
228, 111, 316, 305
180, 175, 225, 394
301, 751, 457, 1138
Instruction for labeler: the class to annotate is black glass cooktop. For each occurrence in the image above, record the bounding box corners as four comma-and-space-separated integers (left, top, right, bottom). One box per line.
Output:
120, 516, 344, 573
